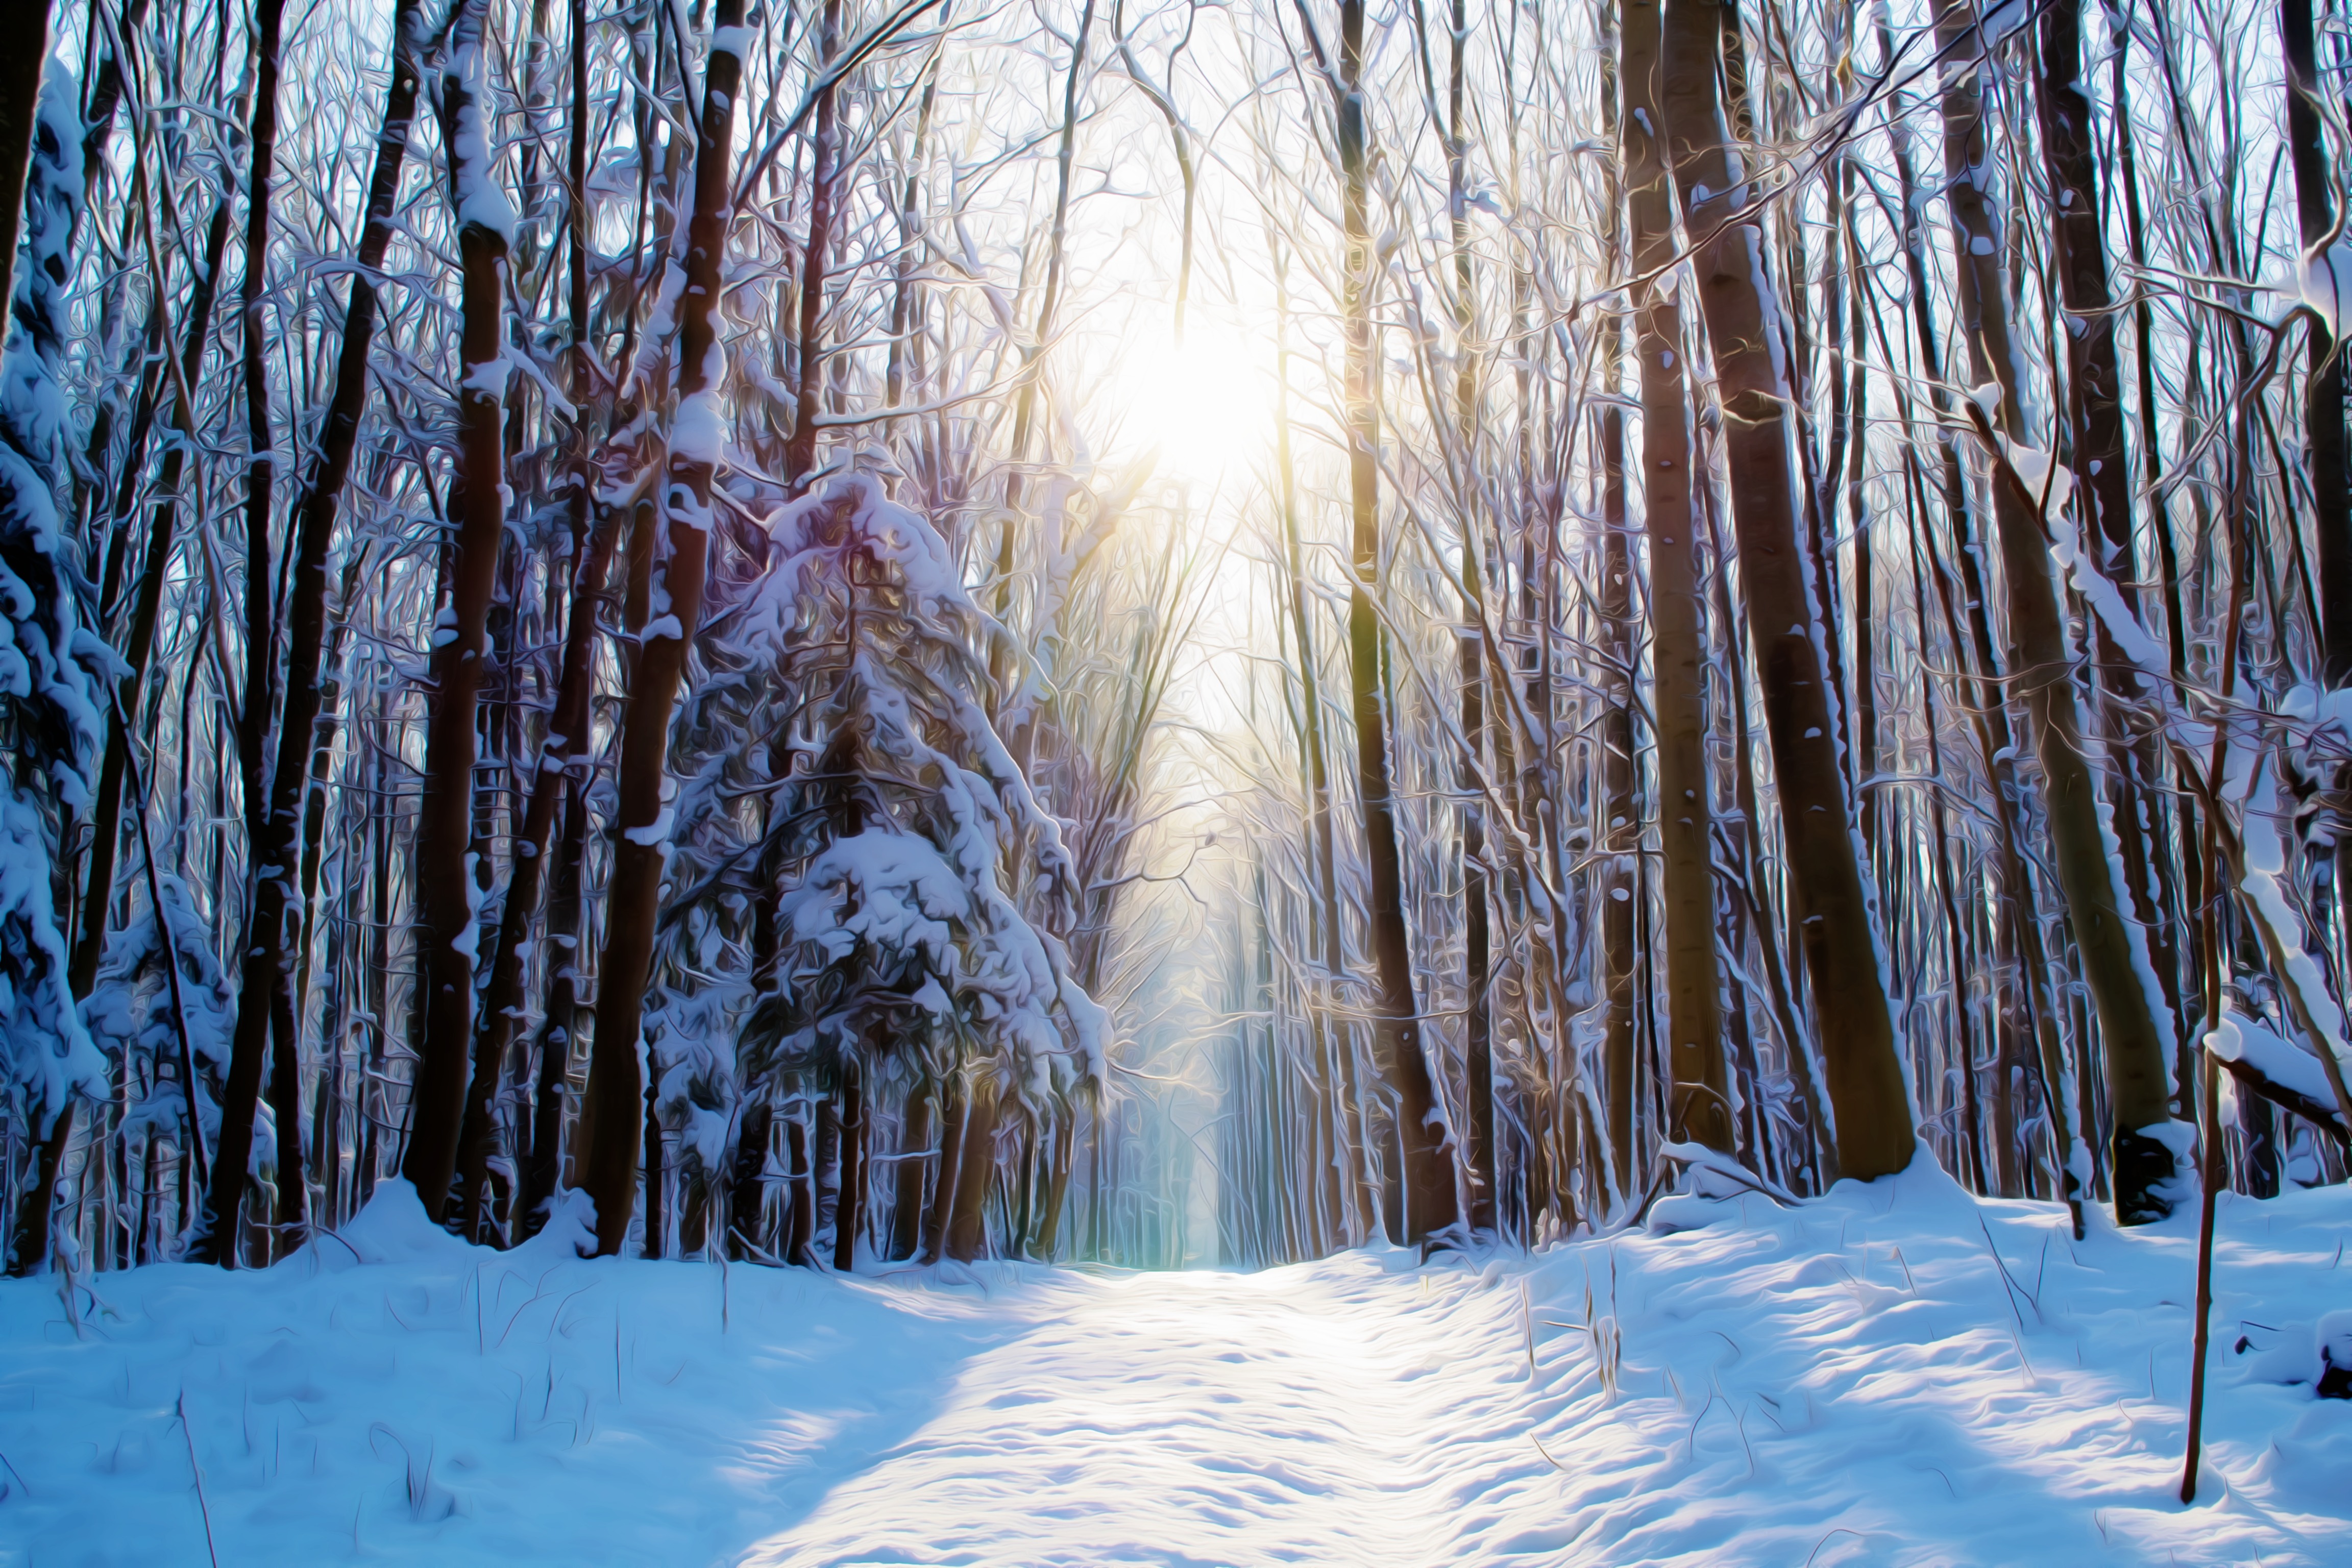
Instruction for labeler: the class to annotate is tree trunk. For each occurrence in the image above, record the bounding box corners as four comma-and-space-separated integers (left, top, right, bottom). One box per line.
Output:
579, 0, 748, 1255
402, 0, 515, 1224
727, 1099, 775, 1260
1659, 0, 1914, 1179
888, 1086, 933, 1260
783, 1107, 813, 1262
783, 0, 842, 485
832, 1062, 864, 1271
1625, 0, 1729, 1156
2280, 0, 2352, 683
454, 502, 619, 1236
920, 1081, 966, 1261
1934, 0, 2177, 1222
1337, 0, 1462, 1244
946, 1081, 998, 1262
199, 0, 303, 1262
1440, 0, 1497, 1237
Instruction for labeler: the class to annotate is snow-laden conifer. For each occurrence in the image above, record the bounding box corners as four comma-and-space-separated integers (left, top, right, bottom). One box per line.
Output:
0, 63, 105, 1164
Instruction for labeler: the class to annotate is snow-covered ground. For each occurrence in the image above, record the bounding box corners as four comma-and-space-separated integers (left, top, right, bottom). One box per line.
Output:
1, 1162, 2345, 1565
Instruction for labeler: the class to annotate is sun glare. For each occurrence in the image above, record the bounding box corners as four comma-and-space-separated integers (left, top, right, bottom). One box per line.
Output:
1111, 321, 1273, 483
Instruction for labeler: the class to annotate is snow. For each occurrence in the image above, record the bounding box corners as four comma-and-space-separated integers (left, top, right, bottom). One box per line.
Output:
445, 40, 518, 246
2235, 754, 2352, 1105
671, 387, 729, 471
4, 1162, 2346, 1563
2299, 238, 2352, 336
2208, 1010, 2348, 1129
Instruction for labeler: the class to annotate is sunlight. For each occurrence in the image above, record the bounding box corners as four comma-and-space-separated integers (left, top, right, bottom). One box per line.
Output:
1107, 320, 1275, 484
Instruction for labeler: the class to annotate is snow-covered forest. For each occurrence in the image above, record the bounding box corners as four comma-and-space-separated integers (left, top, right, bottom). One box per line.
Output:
0, 0, 2348, 1557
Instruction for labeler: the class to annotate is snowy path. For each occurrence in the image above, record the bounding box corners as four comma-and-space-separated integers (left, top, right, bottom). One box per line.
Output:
2, 1168, 2347, 1565
741, 1256, 1552, 1566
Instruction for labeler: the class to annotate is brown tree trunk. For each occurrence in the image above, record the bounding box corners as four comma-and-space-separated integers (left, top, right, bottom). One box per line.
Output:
1934, 0, 2177, 1221
1659, 0, 1913, 1179
200, 0, 303, 1262
1625, 0, 1729, 1156
832, 1063, 865, 1271
946, 1081, 998, 1262
920, 1082, 966, 1261
1439, 0, 1497, 1237
578, 0, 748, 1256
888, 1086, 933, 1260
1336, 0, 1462, 1244
402, 0, 515, 1224
783, 0, 842, 485
778, 1105, 810, 1262
2038, 0, 2182, 1064
1032, 1105, 1075, 1259
726, 1099, 775, 1260
2280, 0, 2352, 683
201, 0, 423, 1267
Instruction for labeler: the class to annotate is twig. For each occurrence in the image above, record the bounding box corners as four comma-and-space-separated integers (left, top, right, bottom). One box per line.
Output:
177, 1391, 220, 1567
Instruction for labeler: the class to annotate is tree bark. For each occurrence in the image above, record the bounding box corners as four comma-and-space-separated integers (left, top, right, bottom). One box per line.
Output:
832, 1063, 865, 1270
402, 0, 514, 1223
783, 0, 842, 485
199, 0, 304, 1260
945, 1081, 998, 1262
1935, 0, 2178, 1221
888, 1086, 933, 1260
1625, 0, 1729, 1156
1659, 0, 1914, 1179
579, 0, 748, 1256
2280, 0, 2352, 683
1336, 0, 1462, 1243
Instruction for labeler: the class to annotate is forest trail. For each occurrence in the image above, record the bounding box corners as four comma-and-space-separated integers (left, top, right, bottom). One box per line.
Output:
739, 1250, 1547, 1566
1, 1169, 2348, 1565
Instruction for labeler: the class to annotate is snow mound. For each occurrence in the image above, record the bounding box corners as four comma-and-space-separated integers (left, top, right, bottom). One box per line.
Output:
308, 1177, 478, 1267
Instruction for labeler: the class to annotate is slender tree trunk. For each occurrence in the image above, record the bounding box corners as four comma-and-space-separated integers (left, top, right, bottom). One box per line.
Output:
1335, 0, 1462, 1244
66, 191, 233, 1004
888, 1086, 932, 1260
920, 1081, 965, 1261
2038, 0, 2181, 1054
2280, 0, 2352, 682
782, 0, 842, 485
1442, 0, 1497, 1232
832, 1062, 864, 1270
402, 0, 516, 1224
580, 0, 748, 1255
1659, 0, 1914, 1178
199, 0, 424, 1266
782, 1102, 812, 1261
1934, 0, 2178, 1221
727, 1098, 774, 1259
196, 0, 303, 1259
1625, 0, 1729, 1156
456, 0, 609, 1231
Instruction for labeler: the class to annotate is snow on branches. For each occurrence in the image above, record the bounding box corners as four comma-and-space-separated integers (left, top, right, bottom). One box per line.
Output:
0, 61, 106, 1139
668, 472, 1107, 1133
